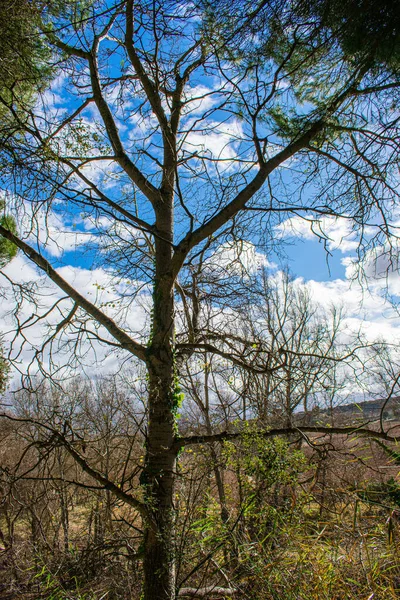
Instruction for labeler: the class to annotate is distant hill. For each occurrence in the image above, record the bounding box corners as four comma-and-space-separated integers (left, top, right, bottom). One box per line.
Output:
297, 397, 400, 426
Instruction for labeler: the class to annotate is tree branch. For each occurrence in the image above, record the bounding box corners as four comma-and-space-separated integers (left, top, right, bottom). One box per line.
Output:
0, 412, 148, 517
0, 226, 147, 361
178, 587, 238, 598
175, 425, 400, 449
125, 0, 169, 134
87, 52, 160, 205
171, 118, 324, 276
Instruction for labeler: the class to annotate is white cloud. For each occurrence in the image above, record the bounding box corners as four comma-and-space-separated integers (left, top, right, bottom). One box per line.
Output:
182, 84, 221, 117
182, 118, 246, 162
276, 215, 359, 253
15, 205, 96, 259
343, 240, 400, 296
301, 273, 400, 345
0, 254, 148, 383
3, 198, 400, 395
204, 240, 274, 279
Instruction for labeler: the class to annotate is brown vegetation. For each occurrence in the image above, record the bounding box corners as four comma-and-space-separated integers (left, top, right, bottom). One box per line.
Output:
1, 379, 400, 599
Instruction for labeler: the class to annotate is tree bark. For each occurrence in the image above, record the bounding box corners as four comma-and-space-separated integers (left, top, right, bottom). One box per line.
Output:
142, 203, 178, 600
142, 358, 177, 600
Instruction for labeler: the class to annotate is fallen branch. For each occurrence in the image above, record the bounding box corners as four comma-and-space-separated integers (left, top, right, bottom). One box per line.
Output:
178, 586, 237, 598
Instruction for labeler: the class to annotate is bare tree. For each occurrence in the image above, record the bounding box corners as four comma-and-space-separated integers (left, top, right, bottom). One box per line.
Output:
0, 1, 399, 598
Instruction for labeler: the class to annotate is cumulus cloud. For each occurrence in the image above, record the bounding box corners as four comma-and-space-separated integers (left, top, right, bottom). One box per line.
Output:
343, 240, 400, 297
181, 84, 221, 117
2, 195, 400, 391
301, 270, 400, 346
182, 118, 246, 162
11, 203, 97, 259
0, 253, 148, 382
276, 215, 359, 253
204, 240, 274, 279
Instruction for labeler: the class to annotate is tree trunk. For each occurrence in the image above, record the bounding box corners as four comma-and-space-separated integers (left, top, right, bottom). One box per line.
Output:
142, 205, 177, 600
203, 360, 229, 524
142, 359, 177, 600
57, 452, 69, 554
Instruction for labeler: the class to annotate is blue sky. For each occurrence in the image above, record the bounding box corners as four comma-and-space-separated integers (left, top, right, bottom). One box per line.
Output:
274, 236, 347, 281
1, 4, 400, 386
